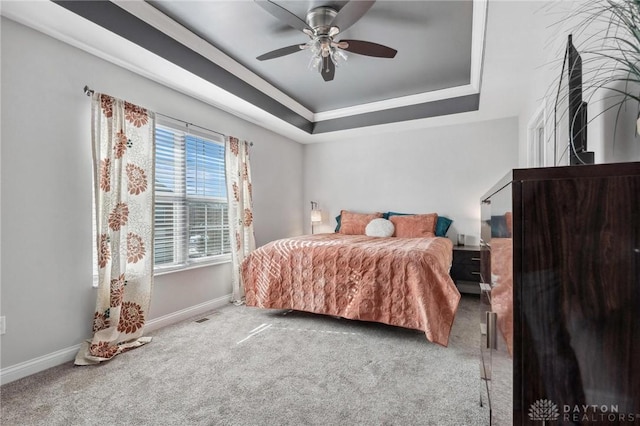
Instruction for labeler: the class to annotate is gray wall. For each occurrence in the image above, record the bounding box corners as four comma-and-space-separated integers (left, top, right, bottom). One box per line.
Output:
0, 17, 303, 369
303, 117, 519, 245
1, 7, 522, 375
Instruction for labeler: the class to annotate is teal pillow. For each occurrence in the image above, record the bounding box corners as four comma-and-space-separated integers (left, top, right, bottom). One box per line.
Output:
335, 215, 341, 232
386, 212, 453, 237
435, 216, 453, 237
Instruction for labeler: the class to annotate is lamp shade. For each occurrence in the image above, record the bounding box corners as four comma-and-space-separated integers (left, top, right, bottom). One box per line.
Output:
311, 210, 322, 223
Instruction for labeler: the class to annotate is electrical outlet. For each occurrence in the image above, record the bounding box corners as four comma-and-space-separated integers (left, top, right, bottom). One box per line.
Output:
0, 316, 5, 335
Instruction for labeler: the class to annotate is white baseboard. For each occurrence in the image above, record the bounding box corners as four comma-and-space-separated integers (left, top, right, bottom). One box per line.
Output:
0, 294, 231, 385
0, 344, 82, 386
145, 294, 231, 333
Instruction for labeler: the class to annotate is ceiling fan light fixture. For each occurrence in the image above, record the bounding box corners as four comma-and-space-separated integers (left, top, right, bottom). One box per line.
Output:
305, 35, 347, 72
255, 1, 396, 82
306, 38, 321, 55
308, 54, 323, 71
330, 48, 348, 66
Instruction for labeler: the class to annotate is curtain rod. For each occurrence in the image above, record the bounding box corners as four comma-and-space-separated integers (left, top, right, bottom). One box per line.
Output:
83, 85, 253, 145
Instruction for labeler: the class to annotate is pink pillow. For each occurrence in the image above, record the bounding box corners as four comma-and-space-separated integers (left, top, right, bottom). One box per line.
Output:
390, 213, 438, 238
338, 210, 383, 235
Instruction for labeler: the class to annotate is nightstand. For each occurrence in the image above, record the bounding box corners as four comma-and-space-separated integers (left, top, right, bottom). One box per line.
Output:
451, 245, 481, 294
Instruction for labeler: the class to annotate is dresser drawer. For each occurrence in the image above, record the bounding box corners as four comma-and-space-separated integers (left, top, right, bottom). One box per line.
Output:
451, 246, 481, 283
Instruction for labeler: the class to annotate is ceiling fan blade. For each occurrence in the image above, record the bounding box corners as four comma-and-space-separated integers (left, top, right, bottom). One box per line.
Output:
321, 57, 335, 82
257, 44, 304, 61
254, 0, 311, 33
331, 0, 375, 33
340, 40, 397, 58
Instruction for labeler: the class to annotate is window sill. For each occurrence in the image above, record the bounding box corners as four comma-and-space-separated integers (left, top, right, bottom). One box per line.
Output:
92, 255, 232, 288
154, 255, 232, 277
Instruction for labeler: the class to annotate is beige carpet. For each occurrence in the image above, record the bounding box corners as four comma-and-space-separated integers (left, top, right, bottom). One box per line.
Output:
1, 294, 488, 425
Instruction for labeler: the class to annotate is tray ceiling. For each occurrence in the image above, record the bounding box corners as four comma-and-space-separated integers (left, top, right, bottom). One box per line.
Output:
2, 1, 487, 139
147, 1, 474, 113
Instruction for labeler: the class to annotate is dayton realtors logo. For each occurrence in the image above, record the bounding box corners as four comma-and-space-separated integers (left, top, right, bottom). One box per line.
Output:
529, 399, 560, 425
563, 404, 637, 423
529, 399, 639, 423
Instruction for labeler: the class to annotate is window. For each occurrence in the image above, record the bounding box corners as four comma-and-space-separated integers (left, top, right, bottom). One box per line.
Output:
527, 105, 548, 167
92, 121, 231, 284
154, 123, 231, 270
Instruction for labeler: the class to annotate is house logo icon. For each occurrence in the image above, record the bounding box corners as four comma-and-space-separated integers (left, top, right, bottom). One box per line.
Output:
529, 399, 560, 425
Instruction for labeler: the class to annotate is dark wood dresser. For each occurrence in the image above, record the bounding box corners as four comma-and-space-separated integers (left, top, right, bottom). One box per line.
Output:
480, 162, 640, 425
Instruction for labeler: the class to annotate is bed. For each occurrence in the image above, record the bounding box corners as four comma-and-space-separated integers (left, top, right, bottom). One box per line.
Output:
241, 233, 461, 346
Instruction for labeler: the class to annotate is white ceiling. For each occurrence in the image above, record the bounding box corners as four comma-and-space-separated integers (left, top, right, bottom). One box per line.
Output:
1, 1, 544, 144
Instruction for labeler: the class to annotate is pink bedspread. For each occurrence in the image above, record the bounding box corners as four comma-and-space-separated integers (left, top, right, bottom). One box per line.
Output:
242, 234, 461, 346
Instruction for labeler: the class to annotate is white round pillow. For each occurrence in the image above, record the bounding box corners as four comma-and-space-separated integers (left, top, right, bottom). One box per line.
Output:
365, 218, 395, 237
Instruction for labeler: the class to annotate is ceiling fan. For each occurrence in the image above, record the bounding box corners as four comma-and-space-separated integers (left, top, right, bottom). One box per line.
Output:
255, 0, 397, 82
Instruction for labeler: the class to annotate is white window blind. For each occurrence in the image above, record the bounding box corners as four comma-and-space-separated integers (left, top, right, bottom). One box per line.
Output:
154, 123, 231, 270
154, 125, 186, 266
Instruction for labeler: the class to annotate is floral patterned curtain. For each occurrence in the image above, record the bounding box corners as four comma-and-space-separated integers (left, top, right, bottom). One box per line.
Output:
225, 136, 256, 303
75, 93, 155, 365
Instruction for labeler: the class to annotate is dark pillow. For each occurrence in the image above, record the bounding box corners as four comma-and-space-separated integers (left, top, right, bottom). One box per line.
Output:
435, 216, 453, 237
335, 215, 342, 232
386, 211, 453, 237
491, 215, 510, 238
